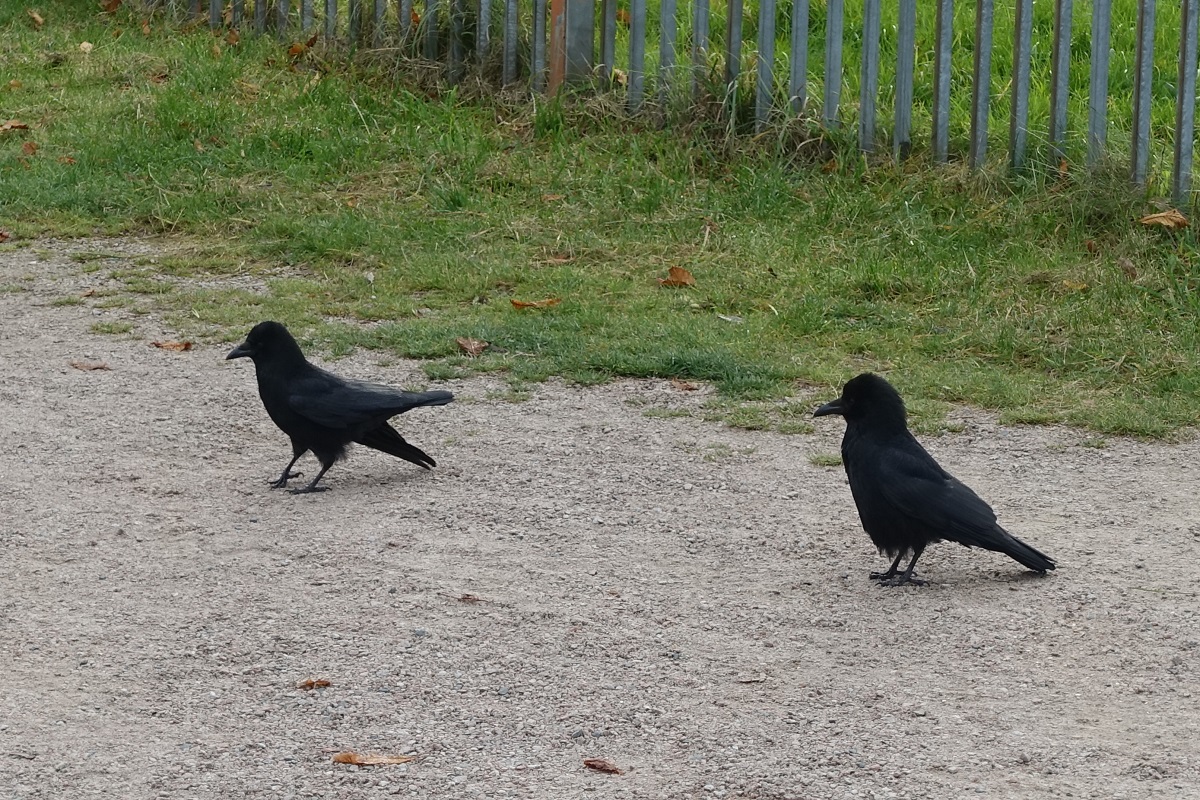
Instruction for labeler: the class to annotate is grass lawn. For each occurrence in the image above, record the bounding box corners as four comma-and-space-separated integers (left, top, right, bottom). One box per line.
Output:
2, 1, 1199, 436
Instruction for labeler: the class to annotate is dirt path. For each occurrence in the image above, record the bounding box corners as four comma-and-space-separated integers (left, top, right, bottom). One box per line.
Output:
2, 239, 1199, 799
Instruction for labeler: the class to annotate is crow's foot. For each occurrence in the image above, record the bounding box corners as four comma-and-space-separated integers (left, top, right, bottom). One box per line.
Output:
877, 574, 927, 587
869, 570, 898, 581
269, 471, 303, 488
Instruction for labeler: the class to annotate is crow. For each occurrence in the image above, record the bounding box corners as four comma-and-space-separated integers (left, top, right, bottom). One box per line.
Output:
813, 373, 1056, 586
227, 321, 454, 494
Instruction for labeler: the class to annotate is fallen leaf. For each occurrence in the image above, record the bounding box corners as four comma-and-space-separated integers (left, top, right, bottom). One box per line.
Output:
583, 758, 624, 775
101, 0, 121, 12
0, 229, 10, 242
411, 9, 420, 25
658, 266, 695, 288
8, 79, 22, 90
28, 9, 44, 29
151, 340, 193, 351
210, 43, 222, 59
193, 138, 204, 153
541, 193, 565, 202
1139, 209, 1188, 229
297, 678, 331, 690
332, 752, 418, 766
81, 288, 96, 297
226, 29, 240, 45
671, 378, 698, 391
616, 8, 631, 25
1057, 158, 1069, 180
142, 19, 151, 35
21, 141, 38, 156
305, 32, 319, 47
1084, 239, 1099, 255
287, 42, 307, 58
70, 360, 110, 371
456, 337, 488, 356
1118, 257, 1137, 279
0, 120, 31, 133
79, 41, 94, 54
511, 297, 562, 310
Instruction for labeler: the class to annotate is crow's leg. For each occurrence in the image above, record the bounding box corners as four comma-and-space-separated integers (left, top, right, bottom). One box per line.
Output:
289, 461, 332, 494
269, 450, 306, 488
870, 552, 906, 581
879, 545, 928, 587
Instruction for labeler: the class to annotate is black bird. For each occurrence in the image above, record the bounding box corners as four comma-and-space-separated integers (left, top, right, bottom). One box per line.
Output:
813, 373, 1056, 586
227, 321, 454, 494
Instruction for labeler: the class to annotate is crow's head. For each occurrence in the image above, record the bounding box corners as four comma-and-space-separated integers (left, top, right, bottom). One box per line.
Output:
813, 372, 907, 427
226, 321, 304, 363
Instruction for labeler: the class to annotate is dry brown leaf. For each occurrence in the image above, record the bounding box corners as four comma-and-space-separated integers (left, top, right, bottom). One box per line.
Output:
541, 193, 565, 202
1118, 257, 1138, 280
151, 340, 193, 351
456, 337, 488, 356
583, 758, 624, 775
1139, 209, 1188, 229
287, 42, 307, 58
9, 79, 23, 90
297, 678, 331, 690
616, 8, 631, 25
305, 32, 319, 47
28, 9, 45, 29
80, 288, 96, 297
1084, 239, 1099, 255
410, 9, 421, 25
58, 155, 76, 165
0, 230, 11, 243
21, 141, 38, 156
1057, 158, 1069, 180
70, 360, 110, 371
671, 378, 698, 391
0, 120, 30, 133
658, 266, 696, 288
141, 19, 151, 35
332, 752, 417, 766
226, 29, 240, 45
101, 0, 121, 12
511, 297, 562, 310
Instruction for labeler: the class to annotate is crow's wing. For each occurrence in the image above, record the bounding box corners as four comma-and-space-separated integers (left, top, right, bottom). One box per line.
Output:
288, 369, 452, 430
874, 441, 1006, 548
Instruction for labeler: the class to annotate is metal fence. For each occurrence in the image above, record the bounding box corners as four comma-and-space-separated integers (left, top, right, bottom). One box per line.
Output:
166, 0, 1200, 202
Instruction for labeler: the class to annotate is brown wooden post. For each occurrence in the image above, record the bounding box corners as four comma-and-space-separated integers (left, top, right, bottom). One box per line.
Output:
548, 0, 594, 93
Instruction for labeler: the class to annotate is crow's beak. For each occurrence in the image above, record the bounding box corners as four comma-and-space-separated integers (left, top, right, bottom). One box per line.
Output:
226, 343, 252, 360
813, 398, 845, 418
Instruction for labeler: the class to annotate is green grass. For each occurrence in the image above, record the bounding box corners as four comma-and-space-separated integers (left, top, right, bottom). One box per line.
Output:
90, 320, 135, 335
808, 453, 844, 468
2, 3, 1200, 437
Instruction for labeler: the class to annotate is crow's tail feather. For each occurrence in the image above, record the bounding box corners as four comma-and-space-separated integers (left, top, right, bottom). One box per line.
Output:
999, 534, 1056, 573
401, 390, 454, 411
357, 423, 437, 469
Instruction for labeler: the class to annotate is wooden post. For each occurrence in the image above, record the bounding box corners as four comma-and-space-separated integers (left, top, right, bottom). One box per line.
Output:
548, 0, 595, 93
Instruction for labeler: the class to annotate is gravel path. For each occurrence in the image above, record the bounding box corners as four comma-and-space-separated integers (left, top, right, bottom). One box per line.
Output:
2, 239, 1199, 799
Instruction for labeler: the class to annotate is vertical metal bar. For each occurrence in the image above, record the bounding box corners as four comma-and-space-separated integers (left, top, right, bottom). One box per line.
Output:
725, 0, 743, 96
755, 0, 775, 131
503, 0, 518, 84
894, 0, 916, 158
373, 0, 385, 46
425, 0, 439, 59
350, 0, 362, 41
254, 0, 267, 33
1131, 0, 1156, 186
600, 0, 617, 81
400, 0, 413, 41
660, 0, 677, 104
209, 0, 220, 28
1049, 0, 1072, 155
1175, 0, 1199, 201
692, 0, 710, 100
823, 0, 844, 127
859, 0, 881, 151
1010, 0, 1033, 170
1088, 0, 1112, 166
451, 0, 467, 81
533, 0, 547, 91
629, 0, 647, 110
277, 0, 289, 34
232, 0, 243, 27
301, 0, 313, 30
476, 0, 489, 61
325, 0, 336, 38
932, 0, 952, 161
789, 0, 809, 112
968, 0, 994, 170
190, 0, 200, 16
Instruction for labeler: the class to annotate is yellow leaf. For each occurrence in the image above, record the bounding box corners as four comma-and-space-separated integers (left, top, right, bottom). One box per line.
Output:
1139, 209, 1188, 229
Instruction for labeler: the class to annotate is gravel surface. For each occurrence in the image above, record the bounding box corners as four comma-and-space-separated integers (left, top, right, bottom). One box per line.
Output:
2, 239, 1199, 799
